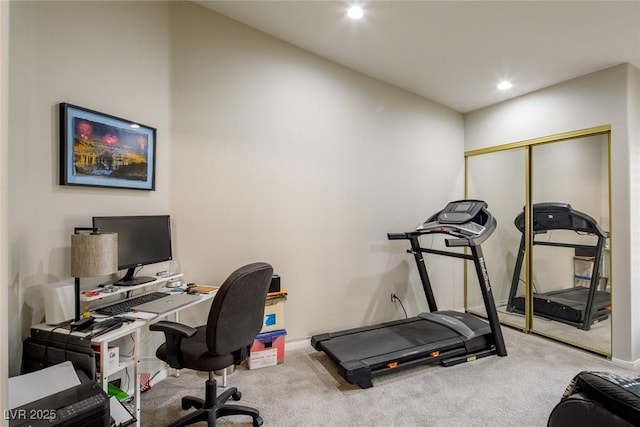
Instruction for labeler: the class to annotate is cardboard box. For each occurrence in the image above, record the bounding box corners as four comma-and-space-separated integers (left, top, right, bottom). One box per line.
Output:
261, 296, 286, 333
574, 256, 594, 287
248, 329, 287, 370
248, 348, 278, 370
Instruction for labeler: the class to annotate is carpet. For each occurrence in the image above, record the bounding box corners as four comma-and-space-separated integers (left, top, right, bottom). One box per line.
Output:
141, 326, 632, 426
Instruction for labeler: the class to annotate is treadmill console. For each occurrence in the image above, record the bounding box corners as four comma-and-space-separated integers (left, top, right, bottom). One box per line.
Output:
438, 200, 486, 224
513, 202, 608, 238
416, 200, 491, 240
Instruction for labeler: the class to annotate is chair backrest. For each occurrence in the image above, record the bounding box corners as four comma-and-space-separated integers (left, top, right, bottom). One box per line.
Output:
206, 262, 273, 357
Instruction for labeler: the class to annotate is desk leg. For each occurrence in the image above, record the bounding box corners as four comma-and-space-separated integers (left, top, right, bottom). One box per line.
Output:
133, 328, 141, 427
100, 341, 108, 394
98, 332, 140, 427
173, 310, 181, 378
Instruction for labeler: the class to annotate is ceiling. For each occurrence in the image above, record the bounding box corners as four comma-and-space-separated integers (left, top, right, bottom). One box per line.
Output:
195, 1, 640, 113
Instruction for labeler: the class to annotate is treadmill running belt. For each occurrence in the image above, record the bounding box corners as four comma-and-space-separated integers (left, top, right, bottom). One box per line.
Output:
542, 287, 610, 306
319, 318, 460, 363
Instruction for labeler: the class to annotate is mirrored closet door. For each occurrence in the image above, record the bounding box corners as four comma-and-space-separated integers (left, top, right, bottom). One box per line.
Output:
465, 127, 612, 356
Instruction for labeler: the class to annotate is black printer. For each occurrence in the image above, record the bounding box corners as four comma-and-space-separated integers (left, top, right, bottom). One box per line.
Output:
8, 381, 110, 427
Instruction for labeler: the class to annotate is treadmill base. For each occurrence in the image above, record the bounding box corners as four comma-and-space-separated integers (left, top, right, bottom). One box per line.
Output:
312, 311, 499, 388
509, 287, 610, 330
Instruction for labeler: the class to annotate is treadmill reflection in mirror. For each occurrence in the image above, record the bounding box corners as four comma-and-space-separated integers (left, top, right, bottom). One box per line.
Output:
506, 202, 610, 331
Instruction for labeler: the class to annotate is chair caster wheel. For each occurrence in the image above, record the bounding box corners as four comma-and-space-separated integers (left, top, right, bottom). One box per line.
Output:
181, 401, 192, 410
232, 391, 242, 401
253, 416, 264, 426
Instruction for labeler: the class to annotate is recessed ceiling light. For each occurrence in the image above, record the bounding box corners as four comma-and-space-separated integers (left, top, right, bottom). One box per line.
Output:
347, 5, 364, 20
497, 81, 513, 90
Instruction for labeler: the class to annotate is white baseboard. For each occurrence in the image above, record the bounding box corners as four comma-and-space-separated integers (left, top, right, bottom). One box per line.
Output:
139, 358, 170, 388
138, 338, 312, 388
149, 368, 169, 387
285, 338, 312, 352
611, 357, 640, 371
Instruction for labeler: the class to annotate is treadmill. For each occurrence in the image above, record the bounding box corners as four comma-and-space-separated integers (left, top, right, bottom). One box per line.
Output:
506, 202, 610, 331
311, 200, 507, 389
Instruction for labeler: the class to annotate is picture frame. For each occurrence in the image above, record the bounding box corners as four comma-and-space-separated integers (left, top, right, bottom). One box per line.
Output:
60, 103, 156, 190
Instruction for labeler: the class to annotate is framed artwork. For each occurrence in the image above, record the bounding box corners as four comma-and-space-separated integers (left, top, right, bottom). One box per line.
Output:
60, 103, 156, 190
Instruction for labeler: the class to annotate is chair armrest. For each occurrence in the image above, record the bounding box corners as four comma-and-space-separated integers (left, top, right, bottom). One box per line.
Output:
149, 320, 197, 338
148, 321, 197, 368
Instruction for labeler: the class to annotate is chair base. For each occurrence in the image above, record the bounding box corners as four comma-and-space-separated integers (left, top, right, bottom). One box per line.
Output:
168, 378, 263, 427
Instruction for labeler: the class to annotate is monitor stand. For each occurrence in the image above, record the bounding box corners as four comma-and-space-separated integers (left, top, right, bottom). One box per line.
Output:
115, 268, 155, 286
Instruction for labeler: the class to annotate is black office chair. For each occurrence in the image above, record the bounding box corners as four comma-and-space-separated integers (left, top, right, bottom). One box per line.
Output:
149, 262, 273, 427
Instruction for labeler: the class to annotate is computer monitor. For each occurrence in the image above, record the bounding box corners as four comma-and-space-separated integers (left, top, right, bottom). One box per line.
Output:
92, 215, 172, 286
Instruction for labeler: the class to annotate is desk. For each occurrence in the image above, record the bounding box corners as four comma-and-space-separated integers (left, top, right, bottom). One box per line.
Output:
31, 287, 216, 427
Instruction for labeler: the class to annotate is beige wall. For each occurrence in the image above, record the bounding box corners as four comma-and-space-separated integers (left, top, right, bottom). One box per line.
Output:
628, 64, 640, 365
167, 2, 465, 341
7, 1, 173, 375
5, 1, 464, 375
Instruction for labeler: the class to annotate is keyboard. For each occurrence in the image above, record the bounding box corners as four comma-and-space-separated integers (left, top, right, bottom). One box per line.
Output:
95, 292, 170, 316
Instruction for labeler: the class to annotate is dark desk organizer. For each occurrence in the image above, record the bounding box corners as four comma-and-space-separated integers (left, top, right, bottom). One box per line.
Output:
21, 336, 96, 381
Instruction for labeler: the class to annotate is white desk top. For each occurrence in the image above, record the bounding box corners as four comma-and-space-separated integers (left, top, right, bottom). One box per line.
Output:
33, 290, 216, 344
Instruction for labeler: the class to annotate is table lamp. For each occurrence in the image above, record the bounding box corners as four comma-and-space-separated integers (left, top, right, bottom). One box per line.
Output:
70, 227, 118, 321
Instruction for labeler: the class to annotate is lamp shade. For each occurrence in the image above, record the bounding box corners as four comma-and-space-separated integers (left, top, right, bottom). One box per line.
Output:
71, 232, 118, 278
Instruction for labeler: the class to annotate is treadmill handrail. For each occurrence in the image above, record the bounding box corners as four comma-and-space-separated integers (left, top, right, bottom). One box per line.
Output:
445, 216, 496, 247
387, 232, 409, 240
